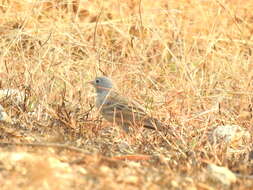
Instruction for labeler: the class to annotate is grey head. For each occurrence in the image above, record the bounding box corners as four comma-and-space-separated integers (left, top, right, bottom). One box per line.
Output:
89, 76, 113, 94
89, 76, 114, 108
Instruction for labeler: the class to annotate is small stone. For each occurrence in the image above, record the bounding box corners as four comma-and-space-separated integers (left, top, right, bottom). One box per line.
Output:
0, 104, 12, 123
78, 167, 88, 175
0, 89, 25, 105
123, 175, 139, 184
99, 165, 110, 174
207, 164, 236, 186
211, 125, 250, 146
171, 180, 179, 188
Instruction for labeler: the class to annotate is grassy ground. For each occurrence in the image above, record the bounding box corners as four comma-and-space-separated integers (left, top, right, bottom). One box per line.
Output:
0, 0, 252, 189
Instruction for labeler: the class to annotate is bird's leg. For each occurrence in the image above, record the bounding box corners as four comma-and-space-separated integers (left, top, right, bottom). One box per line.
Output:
122, 124, 130, 133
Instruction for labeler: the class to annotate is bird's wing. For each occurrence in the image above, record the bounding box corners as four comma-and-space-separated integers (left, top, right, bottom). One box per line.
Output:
101, 90, 163, 130
103, 91, 147, 116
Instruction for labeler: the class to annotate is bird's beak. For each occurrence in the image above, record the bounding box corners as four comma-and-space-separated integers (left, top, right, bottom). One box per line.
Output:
87, 80, 95, 86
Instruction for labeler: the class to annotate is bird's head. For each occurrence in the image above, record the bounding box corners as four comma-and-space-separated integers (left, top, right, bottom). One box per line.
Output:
89, 76, 113, 93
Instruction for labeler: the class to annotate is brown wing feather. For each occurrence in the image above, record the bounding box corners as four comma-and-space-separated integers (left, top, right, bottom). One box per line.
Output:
103, 91, 147, 115
100, 91, 162, 130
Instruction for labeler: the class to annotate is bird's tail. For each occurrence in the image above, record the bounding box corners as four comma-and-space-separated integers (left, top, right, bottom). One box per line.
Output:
143, 118, 177, 138
143, 117, 163, 130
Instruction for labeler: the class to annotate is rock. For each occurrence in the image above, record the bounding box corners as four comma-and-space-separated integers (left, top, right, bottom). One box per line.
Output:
0, 104, 12, 123
0, 88, 25, 105
120, 175, 139, 185
207, 164, 236, 186
211, 125, 251, 147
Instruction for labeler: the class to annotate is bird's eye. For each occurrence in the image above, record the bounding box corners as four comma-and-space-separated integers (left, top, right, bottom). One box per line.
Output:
95, 79, 100, 83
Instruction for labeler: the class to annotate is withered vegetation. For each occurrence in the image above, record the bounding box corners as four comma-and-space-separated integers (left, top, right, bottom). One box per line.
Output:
0, 0, 252, 189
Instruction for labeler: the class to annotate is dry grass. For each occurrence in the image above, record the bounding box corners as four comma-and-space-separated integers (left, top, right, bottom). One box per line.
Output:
0, 0, 252, 189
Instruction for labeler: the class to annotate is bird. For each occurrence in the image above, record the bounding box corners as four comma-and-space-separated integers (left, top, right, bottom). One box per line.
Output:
89, 76, 164, 133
